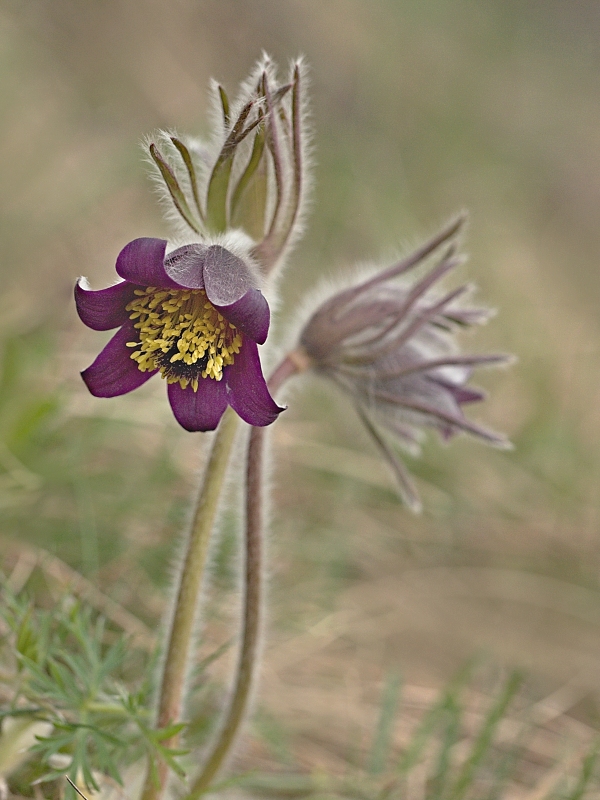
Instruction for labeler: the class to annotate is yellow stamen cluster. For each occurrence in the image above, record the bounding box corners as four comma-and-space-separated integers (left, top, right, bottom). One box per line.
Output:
125, 287, 242, 391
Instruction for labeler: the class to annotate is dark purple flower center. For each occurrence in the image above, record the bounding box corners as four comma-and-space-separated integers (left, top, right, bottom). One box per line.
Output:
125, 286, 242, 391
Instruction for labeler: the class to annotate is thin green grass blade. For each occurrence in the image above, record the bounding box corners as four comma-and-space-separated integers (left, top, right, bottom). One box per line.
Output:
448, 671, 522, 800
368, 671, 402, 775
397, 660, 475, 777
255, 710, 294, 767
429, 696, 463, 800
232, 772, 317, 797
483, 723, 529, 800
565, 742, 599, 800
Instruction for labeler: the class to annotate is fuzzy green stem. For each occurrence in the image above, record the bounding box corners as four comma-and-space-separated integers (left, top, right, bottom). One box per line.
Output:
141, 407, 239, 800
187, 352, 307, 799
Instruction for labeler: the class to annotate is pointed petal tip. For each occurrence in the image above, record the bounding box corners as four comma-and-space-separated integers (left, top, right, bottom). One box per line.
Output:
445, 210, 469, 239
227, 339, 284, 427
469, 423, 512, 449
75, 278, 137, 332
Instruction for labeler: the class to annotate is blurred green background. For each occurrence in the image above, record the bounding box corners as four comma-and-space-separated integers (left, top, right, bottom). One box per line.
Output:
2, 0, 600, 776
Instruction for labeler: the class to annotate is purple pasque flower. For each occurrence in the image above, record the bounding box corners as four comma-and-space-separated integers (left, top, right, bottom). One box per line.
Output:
298, 216, 511, 511
75, 237, 284, 432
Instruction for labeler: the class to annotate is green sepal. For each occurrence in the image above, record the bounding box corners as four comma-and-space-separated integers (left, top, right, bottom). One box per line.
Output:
218, 84, 230, 127
230, 124, 268, 239
205, 99, 262, 233
149, 143, 201, 234
205, 155, 234, 234
170, 137, 205, 223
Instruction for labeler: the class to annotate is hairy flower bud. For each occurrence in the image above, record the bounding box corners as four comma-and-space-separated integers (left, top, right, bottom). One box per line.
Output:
146, 55, 310, 277
298, 216, 511, 511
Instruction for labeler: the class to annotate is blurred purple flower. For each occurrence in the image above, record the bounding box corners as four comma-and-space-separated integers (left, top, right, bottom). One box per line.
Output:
298, 216, 511, 511
75, 237, 283, 432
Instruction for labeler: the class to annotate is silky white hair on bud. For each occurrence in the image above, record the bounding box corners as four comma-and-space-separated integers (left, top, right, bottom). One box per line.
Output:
141, 55, 313, 288
287, 216, 511, 511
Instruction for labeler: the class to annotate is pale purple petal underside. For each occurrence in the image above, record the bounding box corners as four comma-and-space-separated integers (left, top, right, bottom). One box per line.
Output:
75, 280, 137, 331
167, 379, 228, 432
163, 244, 207, 289
226, 339, 284, 427
202, 245, 255, 305
164, 243, 269, 341
81, 322, 156, 397
202, 245, 270, 343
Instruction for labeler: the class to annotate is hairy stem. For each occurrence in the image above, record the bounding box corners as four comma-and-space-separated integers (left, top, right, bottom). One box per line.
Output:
142, 407, 239, 800
187, 352, 308, 799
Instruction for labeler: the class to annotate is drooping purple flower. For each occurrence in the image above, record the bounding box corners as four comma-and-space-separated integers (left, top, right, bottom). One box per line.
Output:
298, 216, 511, 511
75, 238, 284, 432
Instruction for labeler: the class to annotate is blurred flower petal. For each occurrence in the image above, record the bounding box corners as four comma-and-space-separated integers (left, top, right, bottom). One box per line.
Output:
298, 220, 511, 509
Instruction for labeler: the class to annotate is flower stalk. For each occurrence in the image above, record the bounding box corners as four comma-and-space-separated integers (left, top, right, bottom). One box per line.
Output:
141, 407, 239, 800
188, 353, 306, 799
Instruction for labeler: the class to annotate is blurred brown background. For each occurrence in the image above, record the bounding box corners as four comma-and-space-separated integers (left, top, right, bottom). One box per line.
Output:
2, 0, 600, 771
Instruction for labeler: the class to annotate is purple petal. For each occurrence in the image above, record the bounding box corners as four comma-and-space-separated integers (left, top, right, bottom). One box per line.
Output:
226, 339, 284, 427
81, 322, 156, 397
356, 406, 422, 513
215, 289, 270, 344
167, 379, 228, 432
116, 238, 180, 288
75, 279, 137, 331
